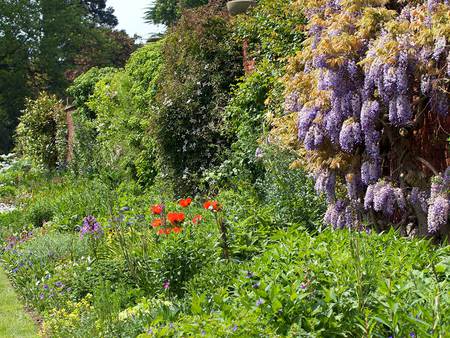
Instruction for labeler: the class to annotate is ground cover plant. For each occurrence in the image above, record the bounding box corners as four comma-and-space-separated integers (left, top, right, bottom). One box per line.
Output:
0, 0, 449, 337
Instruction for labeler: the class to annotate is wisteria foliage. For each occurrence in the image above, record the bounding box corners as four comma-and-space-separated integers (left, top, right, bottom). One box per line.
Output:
284, 0, 450, 235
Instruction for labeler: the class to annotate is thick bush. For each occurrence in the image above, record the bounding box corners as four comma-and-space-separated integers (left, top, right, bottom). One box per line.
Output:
15, 93, 67, 169
210, 0, 305, 184
153, 3, 243, 195
283, 0, 450, 237
66, 67, 117, 174
87, 42, 163, 187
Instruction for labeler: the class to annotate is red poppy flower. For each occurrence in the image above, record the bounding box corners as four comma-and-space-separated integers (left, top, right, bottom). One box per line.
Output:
157, 228, 165, 235
192, 215, 203, 224
165, 228, 172, 235
203, 200, 221, 211
151, 219, 162, 228
179, 198, 192, 208
151, 204, 163, 215
172, 227, 183, 234
167, 212, 185, 225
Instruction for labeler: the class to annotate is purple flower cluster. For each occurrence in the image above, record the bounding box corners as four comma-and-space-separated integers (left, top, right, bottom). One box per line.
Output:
428, 196, 449, 233
324, 200, 360, 229
287, 0, 450, 233
80, 216, 103, 239
315, 170, 336, 203
427, 174, 450, 233
364, 181, 406, 217
339, 119, 362, 153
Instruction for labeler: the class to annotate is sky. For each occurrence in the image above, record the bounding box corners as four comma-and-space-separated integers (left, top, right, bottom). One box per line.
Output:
107, 0, 165, 40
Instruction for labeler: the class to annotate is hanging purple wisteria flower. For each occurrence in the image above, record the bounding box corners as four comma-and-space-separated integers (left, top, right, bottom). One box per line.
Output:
428, 195, 449, 233
80, 216, 103, 239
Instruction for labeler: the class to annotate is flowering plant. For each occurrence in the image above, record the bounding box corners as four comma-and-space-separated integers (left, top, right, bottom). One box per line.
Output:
80, 216, 103, 239
283, 0, 450, 236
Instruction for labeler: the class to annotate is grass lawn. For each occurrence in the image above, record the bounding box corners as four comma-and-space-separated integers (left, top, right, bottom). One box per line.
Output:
0, 268, 38, 338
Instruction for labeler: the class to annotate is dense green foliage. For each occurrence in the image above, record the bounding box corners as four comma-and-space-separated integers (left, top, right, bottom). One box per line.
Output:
144, 0, 208, 26
15, 94, 67, 169
0, 0, 134, 154
0, 158, 448, 336
153, 3, 242, 194
1, 1, 449, 337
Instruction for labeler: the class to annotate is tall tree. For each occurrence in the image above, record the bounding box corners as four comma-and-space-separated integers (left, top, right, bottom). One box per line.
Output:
144, 0, 209, 26
0, 0, 135, 154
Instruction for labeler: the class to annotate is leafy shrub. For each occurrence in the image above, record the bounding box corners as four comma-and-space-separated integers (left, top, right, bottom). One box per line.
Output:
15, 93, 67, 169
154, 3, 243, 195
66, 67, 117, 174
282, 0, 450, 236
87, 42, 163, 187
232, 0, 305, 62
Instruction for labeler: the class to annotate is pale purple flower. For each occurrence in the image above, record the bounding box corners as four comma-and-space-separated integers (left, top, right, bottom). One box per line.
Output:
80, 216, 103, 239
339, 120, 362, 152
256, 298, 265, 306
428, 195, 449, 233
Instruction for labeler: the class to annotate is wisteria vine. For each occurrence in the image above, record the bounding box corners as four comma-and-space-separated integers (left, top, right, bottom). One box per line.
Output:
284, 0, 450, 236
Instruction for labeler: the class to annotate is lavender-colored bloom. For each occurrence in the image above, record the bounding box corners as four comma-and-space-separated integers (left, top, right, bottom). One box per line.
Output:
339, 120, 362, 152
364, 184, 375, 210
232, 324, 238, 332
55, 281, 63, 288
420, 75, 432, 95
256, 298, 265, 306
304, 125, 324, 150
361, 100, 379, 132
410, 188, 430, 213
364, 130, 381, 159
428, 195, 449, 233
313, 54, 328, 68
246, 271, 254, 279
39, 294, 44, 300
315, 170, 336, 203
298, 107, 317, 141
361, 160, 381, 185
285, 91, 301, 113
80, 216, 103, 239
395, 95, 413, 126
373, 183, 396, 216
252, 282, 260, 289
43, 284, 49, 290
255, 148, 264, 159
433, 37, 447, 61
430, 179, 444, 200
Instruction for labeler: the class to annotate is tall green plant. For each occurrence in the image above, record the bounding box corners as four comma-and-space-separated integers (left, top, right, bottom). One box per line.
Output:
153, 3, 242, 195
15, 93, 67, 169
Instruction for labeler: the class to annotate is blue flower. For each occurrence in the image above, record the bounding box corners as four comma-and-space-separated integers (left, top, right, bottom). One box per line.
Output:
232, 324, 238, 332
256, 298, 264, 306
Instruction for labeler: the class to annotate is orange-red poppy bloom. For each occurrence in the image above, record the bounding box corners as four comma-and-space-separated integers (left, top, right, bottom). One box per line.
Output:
151, 204, 163, 215
179, 198, 192, 208
203, 200, 220, 211
165, 228, 172, 235
192, 215, 203, 224
157, 228, 165, 235
151, 219, 162, 228
167, 212, 185, 225
172, 227, 183, 234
